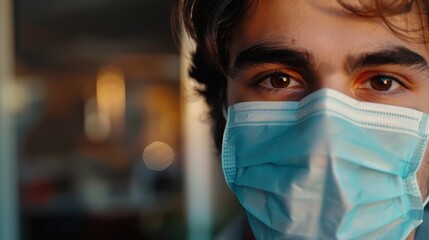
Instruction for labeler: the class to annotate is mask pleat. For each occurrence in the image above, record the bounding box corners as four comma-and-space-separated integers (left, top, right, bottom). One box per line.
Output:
222, 89, 428, 239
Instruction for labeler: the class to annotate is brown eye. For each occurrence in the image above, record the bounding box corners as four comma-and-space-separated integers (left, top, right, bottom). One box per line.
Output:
363, 74, 402, 92
270, 73, 291, 88
259, 72, 301, 89
370, 76, 393, 91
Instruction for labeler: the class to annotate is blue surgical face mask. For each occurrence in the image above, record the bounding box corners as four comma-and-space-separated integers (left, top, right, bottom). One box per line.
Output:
222, 89, 429, 240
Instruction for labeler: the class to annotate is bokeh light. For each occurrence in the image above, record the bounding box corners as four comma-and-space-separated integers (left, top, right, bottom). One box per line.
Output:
96, 66, 126, 119
142, 141, 175, 171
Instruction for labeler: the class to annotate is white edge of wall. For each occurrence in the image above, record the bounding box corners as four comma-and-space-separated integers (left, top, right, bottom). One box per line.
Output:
181, 31, 214, 240
0, 0, 19, 239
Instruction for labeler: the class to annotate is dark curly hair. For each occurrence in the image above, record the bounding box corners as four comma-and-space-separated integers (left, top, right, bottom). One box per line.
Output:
173, 0, 427, 152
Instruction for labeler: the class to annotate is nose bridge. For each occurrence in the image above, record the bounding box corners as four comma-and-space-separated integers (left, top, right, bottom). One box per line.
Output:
307, 33, 352, 97
312, 71, 351, 97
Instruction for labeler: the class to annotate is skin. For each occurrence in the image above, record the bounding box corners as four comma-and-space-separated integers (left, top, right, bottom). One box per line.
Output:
226, 0, 429, 239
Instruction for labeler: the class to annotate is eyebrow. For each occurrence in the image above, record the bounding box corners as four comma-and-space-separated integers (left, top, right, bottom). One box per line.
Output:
232, 43, 314, 73
346, 46, 428, 73
231, 43, 428, 76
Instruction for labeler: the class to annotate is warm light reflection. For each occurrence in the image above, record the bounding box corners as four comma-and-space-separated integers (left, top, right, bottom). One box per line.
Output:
142, 141, 175, 171
96, 66, 126, 119
84, 97, 111, 142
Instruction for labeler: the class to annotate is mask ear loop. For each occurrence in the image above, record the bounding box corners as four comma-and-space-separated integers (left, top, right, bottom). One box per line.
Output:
222, 101, 228, 120
423, 122, 429, 207
221, 89, 228, 120
424, 196, 429, 207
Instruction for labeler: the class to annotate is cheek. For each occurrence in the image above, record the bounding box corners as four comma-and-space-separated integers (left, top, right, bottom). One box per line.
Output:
390, 86, 429, 113
413, 82, 429, 113
226, 80, 239, 106
417, 144, 429, 202
418, 93, 429, 113
226, 79, 258, 105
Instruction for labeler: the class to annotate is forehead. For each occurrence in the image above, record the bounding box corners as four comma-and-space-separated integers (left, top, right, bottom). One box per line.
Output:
229, 0, 428, 65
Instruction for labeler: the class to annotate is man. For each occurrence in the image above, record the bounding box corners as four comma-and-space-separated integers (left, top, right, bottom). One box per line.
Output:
176, 0, 429, 239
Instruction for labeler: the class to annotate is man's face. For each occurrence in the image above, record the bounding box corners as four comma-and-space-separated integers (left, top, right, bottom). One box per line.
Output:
226, 0, 429, 212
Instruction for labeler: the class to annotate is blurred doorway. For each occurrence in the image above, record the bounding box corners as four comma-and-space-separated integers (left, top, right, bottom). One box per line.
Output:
13, 1, 185, 239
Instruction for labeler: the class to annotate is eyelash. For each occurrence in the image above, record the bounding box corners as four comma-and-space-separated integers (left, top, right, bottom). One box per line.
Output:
253, 69, 304, 93
354, 72, 408, 96
250, 69, 409, 99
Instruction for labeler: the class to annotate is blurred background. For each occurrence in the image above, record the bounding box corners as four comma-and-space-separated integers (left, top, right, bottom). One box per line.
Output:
0, 0, 239, 239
